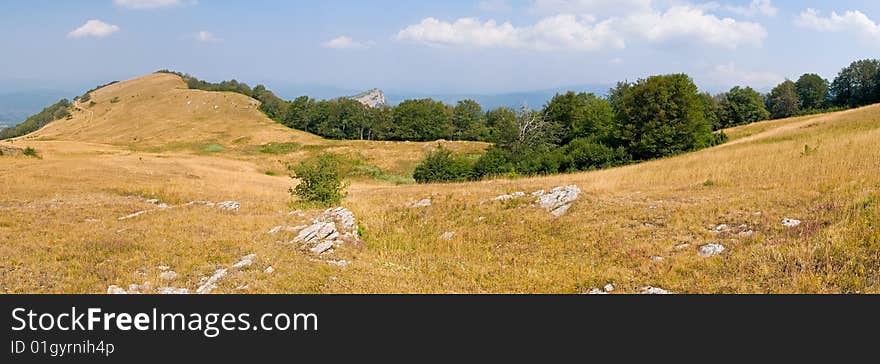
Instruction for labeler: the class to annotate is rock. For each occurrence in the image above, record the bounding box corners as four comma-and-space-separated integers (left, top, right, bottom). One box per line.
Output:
127, 284, 141, 294
531, 190, 546, 197
157, 265, 170, 271
118, 210, 146, 221
640, 286, 671, 295
674, 243, 691, 250
587, 288, 608, 295
410, 198, 432, 208
156, 287, 189, 294
327, 260, 349, 267
216, 201, 240, 211
699, 243, 726, 257
233, 259, 253, 270
146, 199, 160, 204
85, 218, 100, 223
107, 285, 127, 294
159, 271, 177, 280
311, 241, 335, 255
264, 266, 275, 274
738, 230, 755, 238
268, 226, 283, 234
493, 191, 526, 201
538, 185, 580, 215
782, 218, 802, 228
196, 268, 228, 294
603, 283, 615, 293
235, 285, 249, 291
157, 203, 170, 209
440, 231, 455, 240
650, 256, 665, 262
712, 224, 729, 232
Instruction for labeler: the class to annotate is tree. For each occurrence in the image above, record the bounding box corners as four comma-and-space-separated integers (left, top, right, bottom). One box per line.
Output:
485, 107, 516, 143
413, 146, 474, 183
290, 153, 347, 206
830, 59, 880, 107
767, 80, 800, 119
391, 99, 452, 141
452, 99, 487, 141
795, 73, 829, 110
494, 105, 556, 155
698, 92, 721, 130
717, 86, 770, 128
609, 74, 713, 160
283, 96, 315, 131
542, 91, 612, 145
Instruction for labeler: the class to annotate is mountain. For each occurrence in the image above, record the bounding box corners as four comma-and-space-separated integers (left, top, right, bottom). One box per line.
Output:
0, 89, 75, 125
384, 84, 613, 109
349, 88, 386, 108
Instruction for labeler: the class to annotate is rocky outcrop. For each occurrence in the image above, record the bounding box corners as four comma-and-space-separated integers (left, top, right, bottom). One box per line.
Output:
488, 185, 581, 217
292, 207, 362, 255
349, 89, 386, 108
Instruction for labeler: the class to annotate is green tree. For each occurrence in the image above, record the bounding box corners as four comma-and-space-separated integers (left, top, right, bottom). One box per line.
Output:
609, 74, 713, 160
413, 146, 474, 183
391, 99, 452, 141
283, 96, 316, 131
698, 92, 721, 130
795, 73, 829, 110
290, 153, 347, 206
717, 86, 770, 128
767, 80, 800, 119
485, 107, 516, 143
542, 91, 612, 144
830, 59, 880, 107
452, 99, 487, 141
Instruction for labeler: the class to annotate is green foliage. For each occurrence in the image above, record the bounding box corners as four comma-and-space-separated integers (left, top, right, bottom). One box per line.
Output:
290, 153, 348, 206
717, 86, 770, 128
830, 59, 880, 107
609, 74, 713, 160
201, 144, 225, 153
392, 99, 452, 141
412, 146, 474, 183
259, 142, 299, 154
767, 80, 800, 119
110, 97, 121, 104
452, 99, 488, 141
795, 73, 830, 110
699, 92, 721, 131
472, 147, 515, 178
557, 138, 630, 172
23, 147, 38, 157
0, 99, 70, 140
542, 91, 612, 144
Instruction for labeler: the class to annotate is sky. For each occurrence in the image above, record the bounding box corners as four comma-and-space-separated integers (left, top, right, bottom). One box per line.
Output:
1, 0, 880, 95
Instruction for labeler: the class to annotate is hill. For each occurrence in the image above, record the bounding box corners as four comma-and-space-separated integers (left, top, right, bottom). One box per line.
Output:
0, 73, 878, 294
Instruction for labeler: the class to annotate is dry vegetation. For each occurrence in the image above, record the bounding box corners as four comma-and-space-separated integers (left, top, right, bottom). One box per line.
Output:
1, 73, 878, 294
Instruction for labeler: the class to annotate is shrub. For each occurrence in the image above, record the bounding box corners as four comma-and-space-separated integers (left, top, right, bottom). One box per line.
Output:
201, 144, 225, 153
559, 138, 623, 172
413, 146, 474, 183
472, 147, 515, 179
290, 153, 348, 206
259, 142, 299, 154
23, 147, 38, 157
110, 97, 121, 104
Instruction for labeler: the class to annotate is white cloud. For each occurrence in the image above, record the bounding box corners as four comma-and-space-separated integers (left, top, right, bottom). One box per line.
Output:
195, 31, 222, 43
478, 0, 512, 12
710, 62, 783, 88
625, 5, 766, 48
68, 20, 120, 39
713, 0, 778, 17
113, 0, 196, 9
395, 15, 624, 51
530, 0, 653, 17
323, 36, 373, 50
796, 8, 880, 42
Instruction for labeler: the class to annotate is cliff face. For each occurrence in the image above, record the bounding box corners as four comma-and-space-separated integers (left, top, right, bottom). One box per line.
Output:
350, 88, 386, 108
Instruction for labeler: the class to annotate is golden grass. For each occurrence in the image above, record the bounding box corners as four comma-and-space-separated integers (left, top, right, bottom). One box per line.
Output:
1, 74, 878, 294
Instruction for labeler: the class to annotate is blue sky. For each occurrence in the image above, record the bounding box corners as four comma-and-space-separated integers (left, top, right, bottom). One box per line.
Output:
1, 0, 879, 95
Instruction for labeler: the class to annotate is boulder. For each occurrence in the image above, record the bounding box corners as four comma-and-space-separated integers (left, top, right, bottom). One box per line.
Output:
699, 243, 725, 257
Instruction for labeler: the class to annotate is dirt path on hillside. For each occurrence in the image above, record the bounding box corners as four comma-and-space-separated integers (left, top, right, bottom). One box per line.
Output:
722, 106, 865, 147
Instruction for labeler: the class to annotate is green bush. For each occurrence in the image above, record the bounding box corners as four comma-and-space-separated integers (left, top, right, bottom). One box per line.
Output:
413, 146, 474, 183
259, 142, 299, 154
290, 153, 348, 206
23, 147, 38, 157
472, 147, 515, 178
559, 139, 629, 172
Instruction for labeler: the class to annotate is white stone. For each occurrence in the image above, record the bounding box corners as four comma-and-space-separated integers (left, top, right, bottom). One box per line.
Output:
216, 201, 240, 211
550, 204, 572, 217
268, 226, 283, 234
311, 241, 335, 255
699, 243, 726, 257
159, 271, 177, 280
107, 285, 127, 294
410, 198, 432, 208
640, 286, 671, 295
713, 224, 729, 232
327, 260, 349, 267
156, 287, 189, 294
650, 256, 665, 262
603, 283, 615, 293
118, 210, 146, 221
264, 266, 275, 274
587, 288, 608, 295
196, 268, 227, 294
493, 192, 526, 201
674, 243, 691, 250
738, 230, 755, 238
537, 185, 580, 214
157, 265, 170, 271
782, 218, 802, 228
233, 259, 253, 270
440, 231, 455, 240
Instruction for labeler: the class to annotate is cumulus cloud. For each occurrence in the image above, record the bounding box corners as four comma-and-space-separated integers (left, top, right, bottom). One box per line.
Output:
711, 0, 778, 17
195, 31, 222, 43
625, 5, 766, 48
68, 20, 120, 39
397, 3, 765, 51
395, 15, 624, 51
710, 62, 783, 87
323, 36, 373, 50
796, 8, 880, 42
114, 0, 196, 9
530, 0, 652, 17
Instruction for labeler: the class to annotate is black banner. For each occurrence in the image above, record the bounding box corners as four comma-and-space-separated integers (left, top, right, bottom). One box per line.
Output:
2, 295, 878, 362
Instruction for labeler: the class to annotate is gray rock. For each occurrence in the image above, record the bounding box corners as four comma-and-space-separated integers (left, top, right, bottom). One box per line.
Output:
159, 271, 177, 280
699, 243, 726, 257
782, 218, 802, 228
640, 286, 671, 295
712, 224, 729, 232
674, 243, 691, 250
311, 241, 335, 255
538, 185, 580, 214
493, 191, 526, 201
268, 225, 283, 234
216, 201, 240, 211
156, 287, 189, 294
550, 204, 572, 217
440, 231, 455, 240
603, 283, 615, 292
587, 288, 608, 295
650, 256, 665, 262
738, 230, 755, 238
118, 210, 146, 221
410, 198, 432, 208
196, 268, 228, 294
264, 266, 275, 274
327, 260, 350, 267
107, 285, 127, 294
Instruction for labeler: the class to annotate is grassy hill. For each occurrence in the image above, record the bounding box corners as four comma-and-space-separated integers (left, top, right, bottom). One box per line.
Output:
0, 73, 878, 294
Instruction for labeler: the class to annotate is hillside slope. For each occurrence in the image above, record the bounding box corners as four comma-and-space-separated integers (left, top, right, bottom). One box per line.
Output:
1, 76, 878, 294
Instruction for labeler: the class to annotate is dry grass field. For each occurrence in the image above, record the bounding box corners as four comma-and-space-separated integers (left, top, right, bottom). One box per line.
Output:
1, 73, 878, 294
